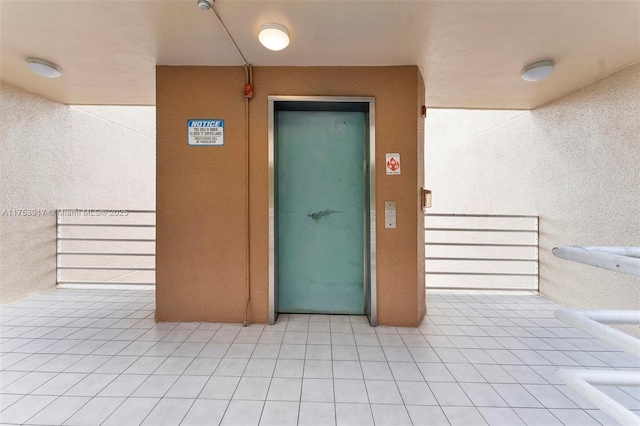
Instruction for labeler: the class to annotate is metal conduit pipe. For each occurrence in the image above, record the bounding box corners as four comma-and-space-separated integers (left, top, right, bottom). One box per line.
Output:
199, 0, 254, 326
244, 91, 251, 327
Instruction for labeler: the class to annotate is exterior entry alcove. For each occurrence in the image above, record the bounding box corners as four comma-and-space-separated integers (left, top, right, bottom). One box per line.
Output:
156, 66, 426, 327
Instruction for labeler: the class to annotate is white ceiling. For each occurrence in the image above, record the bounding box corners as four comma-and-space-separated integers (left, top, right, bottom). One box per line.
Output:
1, 0, 638, 109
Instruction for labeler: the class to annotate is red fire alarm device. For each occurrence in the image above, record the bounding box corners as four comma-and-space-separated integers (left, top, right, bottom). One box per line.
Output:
244, 83, 253, 99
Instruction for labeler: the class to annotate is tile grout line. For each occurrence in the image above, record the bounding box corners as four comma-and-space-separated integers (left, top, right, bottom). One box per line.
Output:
253, 319, 281, 426
11, 293, 160, 425
121, 322, 211, 426
73, 315, 191, 425
3, 289, 638, 426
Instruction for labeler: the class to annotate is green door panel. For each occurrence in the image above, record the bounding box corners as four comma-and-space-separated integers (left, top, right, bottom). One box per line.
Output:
277, 110, 365, 314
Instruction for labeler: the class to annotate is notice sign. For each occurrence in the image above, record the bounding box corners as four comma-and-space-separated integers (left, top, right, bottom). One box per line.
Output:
187, 119, 224, 146
386, 153, 401, 175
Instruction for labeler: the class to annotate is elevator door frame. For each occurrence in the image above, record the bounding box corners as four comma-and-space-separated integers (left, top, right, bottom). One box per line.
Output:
268, 96, 377, 326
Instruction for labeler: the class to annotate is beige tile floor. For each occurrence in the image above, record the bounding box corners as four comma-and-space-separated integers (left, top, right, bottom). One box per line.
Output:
1, 288, 638, 425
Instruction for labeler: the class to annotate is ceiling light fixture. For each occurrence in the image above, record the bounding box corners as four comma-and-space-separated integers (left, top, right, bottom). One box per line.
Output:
196, 0, 213, 11
27, 58, 62, 78
521, 60, 554, 82
258, 23, 290, 51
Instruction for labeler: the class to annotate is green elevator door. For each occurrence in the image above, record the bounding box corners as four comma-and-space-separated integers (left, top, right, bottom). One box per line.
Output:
277, 110, 365, 314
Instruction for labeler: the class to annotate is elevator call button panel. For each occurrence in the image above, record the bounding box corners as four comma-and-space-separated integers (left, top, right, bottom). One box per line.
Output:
385, 201, 396, 229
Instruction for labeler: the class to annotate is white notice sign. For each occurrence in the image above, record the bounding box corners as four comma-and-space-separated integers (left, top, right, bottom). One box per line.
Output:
385, 153, 401, 175
187, 119, 224, 146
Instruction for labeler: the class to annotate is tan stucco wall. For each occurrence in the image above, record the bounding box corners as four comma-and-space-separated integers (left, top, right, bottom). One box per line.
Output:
425, 63, 640, 312
156, 66, 426, 326
0, 82, 155, 303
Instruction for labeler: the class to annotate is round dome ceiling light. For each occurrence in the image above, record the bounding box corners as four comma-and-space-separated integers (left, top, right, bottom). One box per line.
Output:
27, 58, 62, 78
196, 0, 213, 10
258, 23, 290, 51
521, 60, 554, 82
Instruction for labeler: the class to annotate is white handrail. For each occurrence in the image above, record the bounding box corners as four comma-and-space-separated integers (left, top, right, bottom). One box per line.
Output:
553, 244, 640, 425
554, 310, 640, 357
584, 247, 640, 258
552, 246, 640, 276
555, 369, 640, 426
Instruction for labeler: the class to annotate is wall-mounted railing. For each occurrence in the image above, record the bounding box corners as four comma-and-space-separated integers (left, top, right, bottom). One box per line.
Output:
553, 245, 640, 425
425, 213, 539, 290
56, 209, 155, 286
